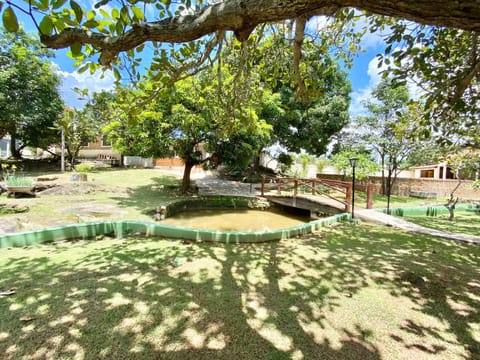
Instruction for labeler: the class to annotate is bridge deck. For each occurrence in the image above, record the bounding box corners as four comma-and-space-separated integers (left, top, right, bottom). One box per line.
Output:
264, 194, 347, 214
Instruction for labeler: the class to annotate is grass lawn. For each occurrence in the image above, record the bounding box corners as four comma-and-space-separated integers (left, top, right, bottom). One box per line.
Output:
0, 168, 185, 230
402, 211, 480, 237
1, 223, 479, 359
356, 192, 443, 209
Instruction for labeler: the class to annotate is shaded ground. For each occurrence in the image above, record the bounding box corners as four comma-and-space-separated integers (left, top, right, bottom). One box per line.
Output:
0, 223, 478, 359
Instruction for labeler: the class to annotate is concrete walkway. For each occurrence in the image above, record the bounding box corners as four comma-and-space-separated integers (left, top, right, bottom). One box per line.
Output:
356, 208, 480, 245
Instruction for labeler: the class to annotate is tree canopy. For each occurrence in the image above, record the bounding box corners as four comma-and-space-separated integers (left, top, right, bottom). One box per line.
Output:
3, 1, 479, 65
2, 0, 479, 162
0, 28, 64, 158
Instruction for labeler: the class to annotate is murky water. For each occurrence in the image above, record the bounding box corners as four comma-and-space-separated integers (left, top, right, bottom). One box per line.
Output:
162, 208, 311, 232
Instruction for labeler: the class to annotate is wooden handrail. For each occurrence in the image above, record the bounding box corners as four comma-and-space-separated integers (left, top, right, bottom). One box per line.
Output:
260, 176, 374, 212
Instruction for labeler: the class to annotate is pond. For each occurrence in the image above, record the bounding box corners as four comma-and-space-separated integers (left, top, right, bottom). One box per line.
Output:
162, 208, 311, 232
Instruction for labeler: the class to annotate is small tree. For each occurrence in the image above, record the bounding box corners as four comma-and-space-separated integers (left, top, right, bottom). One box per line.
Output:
443, 149, 480, 220
330, 151, 378, 181
356, 78, 416, 194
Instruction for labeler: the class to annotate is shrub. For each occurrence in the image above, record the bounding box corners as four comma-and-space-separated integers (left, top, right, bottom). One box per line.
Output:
75, 162, 94, 174
6, 176, 33, 187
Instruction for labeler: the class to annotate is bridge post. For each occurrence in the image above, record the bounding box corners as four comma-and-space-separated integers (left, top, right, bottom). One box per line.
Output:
366, 181, 373, 209
294, 179, 298, 197
345, 183, 352, 213
312, 179, 316, 195
261, 176, 265, 196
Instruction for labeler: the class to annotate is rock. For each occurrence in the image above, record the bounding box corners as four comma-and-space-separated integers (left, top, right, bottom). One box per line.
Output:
0, 219, 19, 234
36, 176, 58, 181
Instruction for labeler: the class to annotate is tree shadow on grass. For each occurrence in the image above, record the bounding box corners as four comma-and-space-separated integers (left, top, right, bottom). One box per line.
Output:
0, 223, 478, 359
403, 213, 480, 237
109, 175, 185, 216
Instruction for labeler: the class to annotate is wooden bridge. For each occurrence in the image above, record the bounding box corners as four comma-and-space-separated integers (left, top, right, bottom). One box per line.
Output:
260, 176, 373, 215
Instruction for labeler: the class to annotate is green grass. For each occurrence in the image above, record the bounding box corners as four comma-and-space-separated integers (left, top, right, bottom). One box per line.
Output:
6, 176, 33, 187
0, 168, 185, 230
355, 191, 442, 209
0, 223, 479, 359
402, 211, 480, 236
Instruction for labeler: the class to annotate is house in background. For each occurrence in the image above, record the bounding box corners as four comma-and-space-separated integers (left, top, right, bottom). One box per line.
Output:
78, 135, 121, 161
1, 135, 42, 159
411, 163, 456, 180
0, 136, 10, 158
77, 135, 172, 168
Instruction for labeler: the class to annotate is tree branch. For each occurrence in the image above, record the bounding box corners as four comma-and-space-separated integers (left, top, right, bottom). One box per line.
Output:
36, 0, 480, 67
451, 34, 480, 102
293, 16, 308, 102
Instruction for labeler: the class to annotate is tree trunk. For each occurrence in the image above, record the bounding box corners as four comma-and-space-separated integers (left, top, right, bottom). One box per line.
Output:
380, 154, 386, 195
182, 156, 195, 193
445, 177, 461, 221
447, 205, 455, 221
9, 132, 21, 159
253, 152, 261, 172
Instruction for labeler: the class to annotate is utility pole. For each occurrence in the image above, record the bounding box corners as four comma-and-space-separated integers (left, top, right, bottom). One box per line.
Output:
61, 127, 65, 172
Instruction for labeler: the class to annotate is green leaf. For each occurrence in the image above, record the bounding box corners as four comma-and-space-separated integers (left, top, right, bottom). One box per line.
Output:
70, 0, 83, 23
84, 20, 99, 28
120, 5, 129, 23
52, 0, 68, 9
36, 0, 49, 11
131, 7, 144, 21
115, 21, 123, 35
70, 42, 82, 56
99, 8, 110, 19
113, 68, 121, 81
2, 6, 19, 32
39, 16, 54, 36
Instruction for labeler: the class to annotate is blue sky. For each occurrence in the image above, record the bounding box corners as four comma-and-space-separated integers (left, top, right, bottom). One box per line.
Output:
15, 5, 387, 115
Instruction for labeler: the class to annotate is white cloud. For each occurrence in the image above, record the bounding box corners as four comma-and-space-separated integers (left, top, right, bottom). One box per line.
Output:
306, 16, 331, 34
307, 12, 388, 50
349, 53, 424, 117
349, 56, 386, 116
54, 65, 115, 108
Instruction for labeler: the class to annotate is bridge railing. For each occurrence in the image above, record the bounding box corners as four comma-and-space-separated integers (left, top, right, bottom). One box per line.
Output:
260, 176, 373, 211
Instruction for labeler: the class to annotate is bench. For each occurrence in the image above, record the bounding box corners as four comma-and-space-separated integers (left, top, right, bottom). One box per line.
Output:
410, 190, 437, 199
96, 154, 120, 166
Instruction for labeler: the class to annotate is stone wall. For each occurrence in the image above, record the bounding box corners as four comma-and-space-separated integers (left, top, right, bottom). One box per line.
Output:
317, 174, 479, 200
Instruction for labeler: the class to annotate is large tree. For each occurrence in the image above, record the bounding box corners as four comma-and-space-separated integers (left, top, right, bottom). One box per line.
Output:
4, 1, 479, 146
3, 1, 479, 94
0, 28, 64, 158
3, 1, 479, 62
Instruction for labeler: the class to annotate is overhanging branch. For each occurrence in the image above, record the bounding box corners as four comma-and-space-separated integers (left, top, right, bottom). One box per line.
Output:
36, 0, 480, 67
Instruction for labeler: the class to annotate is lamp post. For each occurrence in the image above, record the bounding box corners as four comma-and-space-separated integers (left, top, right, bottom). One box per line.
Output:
349, 157, 359, 219
477, 159, 480, 181
60, 127, 65, 173
386, 162, 393, 215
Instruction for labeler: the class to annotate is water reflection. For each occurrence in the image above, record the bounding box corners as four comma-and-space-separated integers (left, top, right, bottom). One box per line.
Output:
162, 208, 311, 232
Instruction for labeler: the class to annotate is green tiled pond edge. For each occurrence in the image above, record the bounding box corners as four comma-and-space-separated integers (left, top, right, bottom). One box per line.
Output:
0, 213, 350, 248
377, 203, 480, 217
